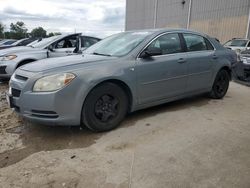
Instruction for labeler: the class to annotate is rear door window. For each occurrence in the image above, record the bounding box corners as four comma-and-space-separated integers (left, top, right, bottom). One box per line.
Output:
183, 34, 213, 52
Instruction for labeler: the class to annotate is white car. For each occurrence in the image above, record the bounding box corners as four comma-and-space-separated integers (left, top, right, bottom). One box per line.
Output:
0, 34, 100, 80
224, 38, 250, 53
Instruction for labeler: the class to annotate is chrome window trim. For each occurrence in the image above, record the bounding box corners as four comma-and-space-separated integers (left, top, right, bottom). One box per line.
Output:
136, 31, 183, 59
136, 32, 216, 60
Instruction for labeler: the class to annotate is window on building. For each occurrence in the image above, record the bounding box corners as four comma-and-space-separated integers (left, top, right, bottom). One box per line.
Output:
147, 33, 182, 55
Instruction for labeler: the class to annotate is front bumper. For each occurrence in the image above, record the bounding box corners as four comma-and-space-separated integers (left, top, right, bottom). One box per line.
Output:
233, 61, 250, 81
0, 60, 17, 78
8, 69, 85, 126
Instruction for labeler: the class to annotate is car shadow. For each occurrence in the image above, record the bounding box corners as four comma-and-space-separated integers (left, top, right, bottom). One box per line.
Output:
0, 94, 211, 168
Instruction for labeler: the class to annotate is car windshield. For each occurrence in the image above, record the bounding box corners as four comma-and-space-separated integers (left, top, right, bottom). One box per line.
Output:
84, 31, 152, 57
225, 39, 248, 47
31, 35, 61, 48
11, 39, 26, 46
2, 40, 16, 45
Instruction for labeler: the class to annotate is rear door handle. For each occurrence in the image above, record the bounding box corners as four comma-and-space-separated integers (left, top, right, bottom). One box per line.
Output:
177, 58, 186, 64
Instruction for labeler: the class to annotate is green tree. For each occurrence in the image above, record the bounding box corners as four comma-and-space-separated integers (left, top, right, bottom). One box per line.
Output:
0, 22, 4, 38
31, 27, 47, 38
47, 32, 62, 37
54, 32, 61, 36
47, 32, 55, 37
10, 21, 28, 39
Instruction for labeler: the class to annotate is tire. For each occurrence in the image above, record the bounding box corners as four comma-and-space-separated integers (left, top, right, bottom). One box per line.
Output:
82, 82, 128, 132
0, 78, 9, 82
209, 69, 230, 99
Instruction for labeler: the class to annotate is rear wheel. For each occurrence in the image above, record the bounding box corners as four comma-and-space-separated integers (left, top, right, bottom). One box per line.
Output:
82, 83, 128, 132
209, 69, 230, 99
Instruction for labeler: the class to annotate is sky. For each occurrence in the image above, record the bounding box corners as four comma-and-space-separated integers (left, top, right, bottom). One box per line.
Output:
0, 0, 126, 38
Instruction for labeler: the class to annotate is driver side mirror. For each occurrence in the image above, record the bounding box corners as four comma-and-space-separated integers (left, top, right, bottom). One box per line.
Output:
140, 47, 162, 58
48, 44, 54, 52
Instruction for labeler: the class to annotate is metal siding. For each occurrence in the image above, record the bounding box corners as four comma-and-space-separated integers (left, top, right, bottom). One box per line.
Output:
125, 0, 250, 42
126, 0, 155, 30
156, 0, 189, 28
189, 0, 250, 42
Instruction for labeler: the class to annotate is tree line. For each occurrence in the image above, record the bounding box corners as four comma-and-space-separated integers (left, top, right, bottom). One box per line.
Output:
0, 21, 61, 39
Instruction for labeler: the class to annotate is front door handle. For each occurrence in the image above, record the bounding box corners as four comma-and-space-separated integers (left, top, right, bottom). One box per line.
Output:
212, 55, 218, 59
177, 58, 186, 64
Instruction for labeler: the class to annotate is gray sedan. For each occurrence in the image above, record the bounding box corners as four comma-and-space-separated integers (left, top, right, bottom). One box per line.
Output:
8, 29, 237, 132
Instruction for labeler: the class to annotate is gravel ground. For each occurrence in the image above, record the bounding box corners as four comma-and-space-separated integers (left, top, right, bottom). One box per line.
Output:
0, 81, 250, 188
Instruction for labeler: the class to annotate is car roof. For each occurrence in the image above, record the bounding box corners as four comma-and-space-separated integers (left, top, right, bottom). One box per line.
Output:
125, 28, 209, 37
80, 35, 101, 40
231, 38, 249, 40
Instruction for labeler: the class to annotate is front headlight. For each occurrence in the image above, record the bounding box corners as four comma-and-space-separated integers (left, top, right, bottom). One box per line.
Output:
33, 73, 76, 92
1, 55, 17, 61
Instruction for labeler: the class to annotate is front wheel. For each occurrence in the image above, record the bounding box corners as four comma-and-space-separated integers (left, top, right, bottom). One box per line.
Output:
82, 83, 128, 132
209, 69, 230, 99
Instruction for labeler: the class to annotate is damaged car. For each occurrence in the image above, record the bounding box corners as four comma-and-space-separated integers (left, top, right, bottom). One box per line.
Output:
7, 29, 236, 132
0, 34, 100, 80
233, 49, 250, 81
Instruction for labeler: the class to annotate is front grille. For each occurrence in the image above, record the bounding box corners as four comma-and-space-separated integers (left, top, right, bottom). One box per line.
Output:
31, 110, 59, 119
11, 88, 21, 97
15, 74, 28, 81
0, 66, 7, 74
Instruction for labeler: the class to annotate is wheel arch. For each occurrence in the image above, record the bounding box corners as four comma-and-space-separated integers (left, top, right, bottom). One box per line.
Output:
219, 66, 232, 80
16, 59, 37, 69
84, 79, 134, 113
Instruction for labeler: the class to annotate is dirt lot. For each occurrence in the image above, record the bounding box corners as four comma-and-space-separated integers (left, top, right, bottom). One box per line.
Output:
0, 81, 250, 188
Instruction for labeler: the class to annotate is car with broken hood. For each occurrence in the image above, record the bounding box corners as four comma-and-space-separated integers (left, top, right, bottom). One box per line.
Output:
224, 38, 250, 53
233, 49, 250, 81
0, 34, 100, 80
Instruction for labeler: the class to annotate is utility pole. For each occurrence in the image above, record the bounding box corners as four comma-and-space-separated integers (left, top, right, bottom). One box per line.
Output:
246, 5, 250, 38
153, 0, 158, 28
187, 0, 192, 29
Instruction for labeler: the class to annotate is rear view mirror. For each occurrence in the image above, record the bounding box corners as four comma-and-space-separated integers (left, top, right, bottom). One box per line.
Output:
140, 47, 162, 58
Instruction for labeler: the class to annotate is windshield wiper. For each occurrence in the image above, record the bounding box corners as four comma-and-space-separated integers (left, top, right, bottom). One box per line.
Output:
93, 52, 111, 57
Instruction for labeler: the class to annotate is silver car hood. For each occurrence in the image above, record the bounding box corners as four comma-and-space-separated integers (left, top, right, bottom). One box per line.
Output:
20, 54, 116, 72
0, 46, 40, 56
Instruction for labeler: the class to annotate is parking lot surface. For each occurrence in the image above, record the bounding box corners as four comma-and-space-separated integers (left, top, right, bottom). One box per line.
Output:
0, 81, 250, 188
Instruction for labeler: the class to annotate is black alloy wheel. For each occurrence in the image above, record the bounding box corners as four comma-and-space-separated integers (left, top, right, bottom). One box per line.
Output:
82, 82, 128, 132
209, 69, 230, 99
